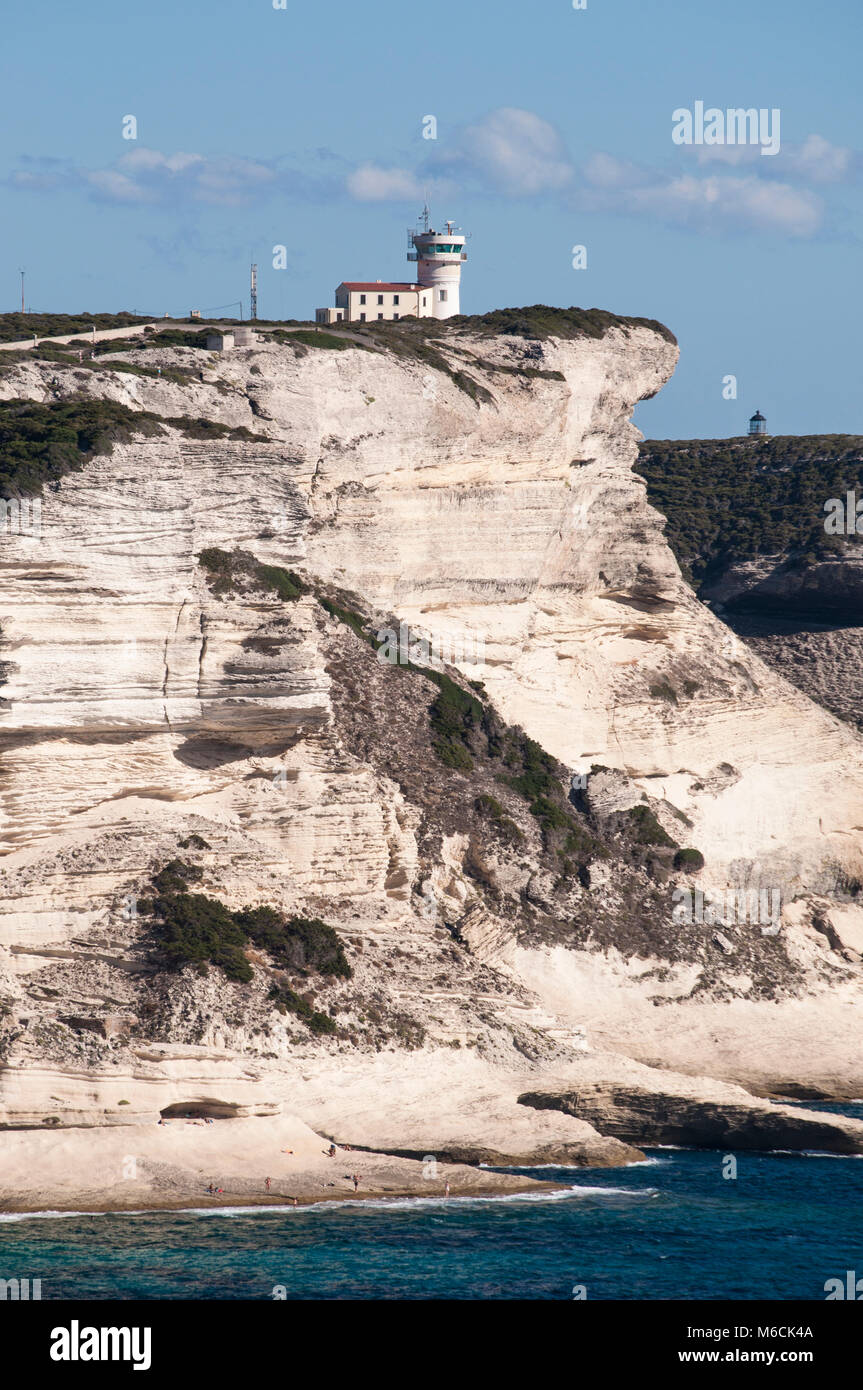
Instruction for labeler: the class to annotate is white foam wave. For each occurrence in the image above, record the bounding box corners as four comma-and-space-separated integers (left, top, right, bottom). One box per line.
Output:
0, 1183, 659, 1224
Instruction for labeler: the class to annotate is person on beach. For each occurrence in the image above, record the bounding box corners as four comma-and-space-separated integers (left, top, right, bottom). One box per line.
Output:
265, 1177, 271, 1192
445, 1182, 450, 1198
352, 1174, 360, 1192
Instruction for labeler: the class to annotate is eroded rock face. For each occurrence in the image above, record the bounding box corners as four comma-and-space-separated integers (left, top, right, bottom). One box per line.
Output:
0, 324, 861, 1148
3, 329, 862, 891
519, 1082, 863, 1154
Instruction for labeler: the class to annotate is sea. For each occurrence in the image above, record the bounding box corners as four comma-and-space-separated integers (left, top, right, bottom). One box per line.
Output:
3, 1103, 861, 1301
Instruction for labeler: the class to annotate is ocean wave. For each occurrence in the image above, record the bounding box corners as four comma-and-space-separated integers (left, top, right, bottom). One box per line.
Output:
0, 1209, 126, 1223
764, 1149, 862, 1159
0, 1183, 660, 1224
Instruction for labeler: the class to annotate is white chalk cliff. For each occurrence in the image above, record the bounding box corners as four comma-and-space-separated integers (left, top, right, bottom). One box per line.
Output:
1, 318, 862, 1169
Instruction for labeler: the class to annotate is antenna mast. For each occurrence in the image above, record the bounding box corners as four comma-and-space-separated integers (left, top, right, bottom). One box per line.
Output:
250, 263, 258, 321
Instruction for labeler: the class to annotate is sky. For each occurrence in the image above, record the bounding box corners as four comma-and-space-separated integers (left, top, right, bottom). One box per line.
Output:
1, 0, 861, 439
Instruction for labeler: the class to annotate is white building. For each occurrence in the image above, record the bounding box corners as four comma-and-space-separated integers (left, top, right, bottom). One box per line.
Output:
318, 282, 430, 325
316, 211, 467, 324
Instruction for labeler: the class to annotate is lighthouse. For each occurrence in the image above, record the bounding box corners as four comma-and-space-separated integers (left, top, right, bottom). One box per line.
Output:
314, 207, 467, 323
407, 206, 467, 319
748, 410, 768, 436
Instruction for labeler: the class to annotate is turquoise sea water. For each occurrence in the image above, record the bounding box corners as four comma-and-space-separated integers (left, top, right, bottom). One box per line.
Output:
3, 1111, 862, 1301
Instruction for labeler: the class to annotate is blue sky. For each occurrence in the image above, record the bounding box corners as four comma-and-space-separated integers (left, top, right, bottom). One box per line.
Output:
1, 0, 860, 438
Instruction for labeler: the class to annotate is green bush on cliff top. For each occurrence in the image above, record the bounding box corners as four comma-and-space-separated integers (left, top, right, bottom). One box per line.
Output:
636, 434, 863, 588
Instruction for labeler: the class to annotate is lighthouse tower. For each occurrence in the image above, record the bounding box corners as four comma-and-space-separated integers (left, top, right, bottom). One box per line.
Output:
408, 206, 467, 319
748, 410, 768, 436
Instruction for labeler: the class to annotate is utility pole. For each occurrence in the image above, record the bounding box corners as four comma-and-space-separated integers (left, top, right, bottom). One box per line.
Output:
250, 263, 258, 321
18, 268, 25, 314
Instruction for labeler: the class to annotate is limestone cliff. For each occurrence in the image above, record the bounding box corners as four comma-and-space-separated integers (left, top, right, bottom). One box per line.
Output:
1, 314, 861, 1159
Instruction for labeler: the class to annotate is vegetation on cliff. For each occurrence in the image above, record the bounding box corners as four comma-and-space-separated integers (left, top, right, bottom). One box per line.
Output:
316, 595, 607, 877
636, 435, 863, 588
198, 547, 308, 601
0, 398, 163, 499
447, 304, 677, 346
0, 399, 264, 500
0, 311, 150, 343
140, 861, 351, 1035
347, 305, 674, 403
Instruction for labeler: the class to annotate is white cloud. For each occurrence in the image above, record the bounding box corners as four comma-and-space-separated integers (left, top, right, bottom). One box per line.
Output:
119, 148, 205, 175
583, 152, 649, 190
7, 113, 850, 240
443, 106, 574, 195
7, 148, 321, 205
84, 168, 152, 202
687, 132, 853, 185
786, 134, 852, 184
584, 166, 823, 237
105, 149, 276, 204
346, 163, 422, 201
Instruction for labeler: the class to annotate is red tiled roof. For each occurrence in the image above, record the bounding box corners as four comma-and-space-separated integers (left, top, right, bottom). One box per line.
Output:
337, 282, 422, 292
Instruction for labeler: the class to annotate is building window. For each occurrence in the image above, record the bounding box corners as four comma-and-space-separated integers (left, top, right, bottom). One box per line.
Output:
422, 297, 427, 307
359, 312, 366, 322
336, 312, 343, 321
359, 294, 366, 305
393, 313, 399, 320
377, 294, 384, 305
393, 294, 399, 305
439, 289, 447, 301
377, 312, 384, 320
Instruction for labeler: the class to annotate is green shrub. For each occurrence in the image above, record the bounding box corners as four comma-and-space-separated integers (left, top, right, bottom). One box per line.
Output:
426, 669, 483, 771
502, 735, 559, 801
268, 985, 337, 1034
625, 805, 678, 848
674, 847, 705, 872
198, 547, 307, 601
318, 596, 374, 645
152, 859, 203, 895
163, 416, 265, 442
649, 681, 678, 704
142, 862, 351, 988
234, 908, 352, 979
255, 564, 308, 601
149, 890, 252, 983
528, 795, 572, 833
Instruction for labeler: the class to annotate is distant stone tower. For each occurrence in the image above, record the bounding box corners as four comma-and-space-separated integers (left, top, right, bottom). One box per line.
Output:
749, 410, 767, 436
408, 206, 467, 319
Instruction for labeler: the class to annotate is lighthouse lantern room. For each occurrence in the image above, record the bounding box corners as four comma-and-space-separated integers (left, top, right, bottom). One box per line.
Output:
748, 410, 768, 436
